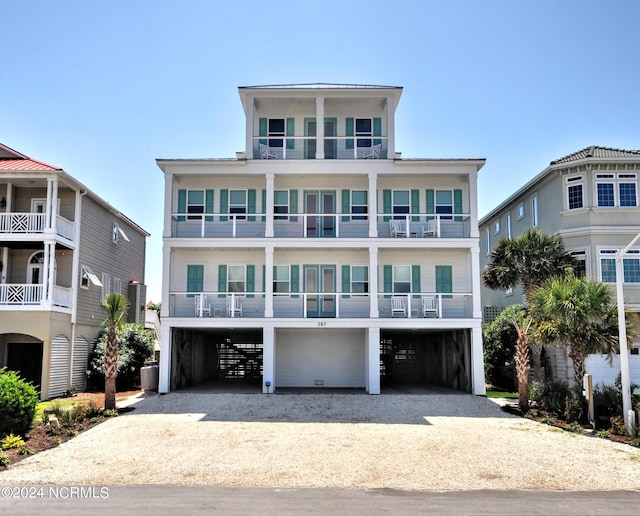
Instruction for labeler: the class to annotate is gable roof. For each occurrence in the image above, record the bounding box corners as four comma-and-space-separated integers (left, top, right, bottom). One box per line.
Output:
0, 142, 62, 171
550, 145, 640, 165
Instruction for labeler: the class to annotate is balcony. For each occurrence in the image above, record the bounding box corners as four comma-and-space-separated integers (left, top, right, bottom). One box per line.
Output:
0, 212, 76, 243
252, 137, 388, 160
0, 284, 72, 309
168, 292, 473, 319
170, 213, 472, 239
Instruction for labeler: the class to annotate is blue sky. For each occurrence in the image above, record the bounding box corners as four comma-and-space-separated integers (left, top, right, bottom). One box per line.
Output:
2, 0, 639, 302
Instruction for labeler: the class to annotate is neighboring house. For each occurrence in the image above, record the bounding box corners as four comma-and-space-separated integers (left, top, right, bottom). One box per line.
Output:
145, 301, 161, 361
480, 145, 640, 386
0, 143, 149, 399
157, 83, 486, 395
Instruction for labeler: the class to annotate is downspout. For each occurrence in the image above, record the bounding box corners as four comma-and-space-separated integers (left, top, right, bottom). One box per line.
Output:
68, 189, 87, 389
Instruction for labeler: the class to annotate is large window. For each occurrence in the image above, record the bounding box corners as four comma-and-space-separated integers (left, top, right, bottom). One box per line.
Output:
268, 118, 285, 148
531, 195, 538, 227
356, 118, 372, 148
351, 190, 368, 220
187, 190, 205, 219
228, 265, 246, 292
600, 249, 640, 283
274, 190, 289, 220
435, 190, 454, 219
506, 213, 512, 238
273, 266, 290, 293
351, 266, 369, 293
229, 190, 247, 219
596, 173, 638, 207
571, 250, 587, 278
392, 190, 410, 217
393, 265, 411, 293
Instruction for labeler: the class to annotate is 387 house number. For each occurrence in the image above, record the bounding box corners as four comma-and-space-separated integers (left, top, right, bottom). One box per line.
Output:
317, 321, 327, 327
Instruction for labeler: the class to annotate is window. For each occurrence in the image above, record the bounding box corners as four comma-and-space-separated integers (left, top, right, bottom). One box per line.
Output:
619, 182, 637, 207
351, 266, 369, 294
273, 266, 290, 293
600, 249, 640, 283
268, 118, 285, 148
229, 190, 247, 219
80, 265, 101, 289
571, 250, 587, 278
351, 190, 368, 220
506, 214, 512, 238
597, 182, 615, 207
274, 190, 289, 220
112, 277, 122, 295
517, 203, 524, 219
392, 190, 410, 217
596, 173, 638, 207
566, 175, 584, 210
101, 273, 111, 300
112, 223, 119, 243
187, 190, 205, 219
228, 265, 246, 293
493, 220, 500, 234
531, 195, 538, 227
355, 118, 372, 148
485, 228, 490, 255
393, 265, 411, 293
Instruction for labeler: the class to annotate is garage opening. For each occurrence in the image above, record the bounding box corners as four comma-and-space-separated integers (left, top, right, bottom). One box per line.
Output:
171, 328, 262, 391
3, 340, 44, 391
380, 329, 471, 393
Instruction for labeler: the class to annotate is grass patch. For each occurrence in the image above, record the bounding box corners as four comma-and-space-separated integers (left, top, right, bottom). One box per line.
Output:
33, 400, 80, 422
486, 390, 518, 399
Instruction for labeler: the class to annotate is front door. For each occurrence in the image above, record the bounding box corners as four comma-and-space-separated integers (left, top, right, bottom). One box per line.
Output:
304, 118, 337, 159
305, 191, 335, 237
304, 265, 336, 317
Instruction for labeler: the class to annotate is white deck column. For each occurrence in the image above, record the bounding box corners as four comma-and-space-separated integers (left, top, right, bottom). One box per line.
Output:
265, 245, 274, 317
262, 326, 275, 393
47, 242, 55, 305
158, 325, 172, 393
468, 169, 479, 238
366, 327, 380, 394
163, 172, 173, 238
41, 243, 50, 305
369, 248, 379, 317
471, 325, 486, 395
246, 99, 254, 158
265, 173, 274, 237
386, 96, 396, 159
471, 246, 482, 319
161, 244, 171, 319
315, 96, 325, 160
368, 172, 377, 237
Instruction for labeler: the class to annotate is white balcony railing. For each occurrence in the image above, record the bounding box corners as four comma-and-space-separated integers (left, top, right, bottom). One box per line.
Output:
0, 212, 76, 242
0, 284, 44, 305
56, 215, 76, 241
252, 136, 389, 160
52, 285, 73, 308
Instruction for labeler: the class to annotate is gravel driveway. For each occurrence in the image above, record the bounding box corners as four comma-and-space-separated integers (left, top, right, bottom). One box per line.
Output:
2, 392, 639, 491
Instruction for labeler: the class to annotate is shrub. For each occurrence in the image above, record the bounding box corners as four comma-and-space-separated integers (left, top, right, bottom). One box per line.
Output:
0, 368, 39, 437
1, 433, 26, 450
529, 380, 571, 419
87, 323, 154, 390
482, 304, 525, 391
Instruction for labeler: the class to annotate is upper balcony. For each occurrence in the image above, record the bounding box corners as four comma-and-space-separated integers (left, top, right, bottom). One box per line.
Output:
0, 212, 76, 243
252, 135, 388, 160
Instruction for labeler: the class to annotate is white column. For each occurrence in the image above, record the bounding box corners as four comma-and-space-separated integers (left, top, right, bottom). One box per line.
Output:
265, 173, 275, 238
246, 99, 255, 158
47, 243, 55, 304
386, 96, 396, 159
163, 172, 173, 238
41, 243, 50, 304
5, 182, 12, 213
368, 172, 378, 237
262, 326, 275, 393
161, 244, 171, 320
470, 246, 482, 319
1, 246, 7, 283
158, 326, 172, 393
367, 327, 380, 394
369, 248, 379, 317
471, 325, 486, 395
315, 96, 325, 160
468, 169, 479, 238
265, 245, 274, 317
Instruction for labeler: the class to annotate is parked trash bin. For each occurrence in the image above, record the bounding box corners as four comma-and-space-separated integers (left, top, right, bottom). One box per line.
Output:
140, 364, 159, 392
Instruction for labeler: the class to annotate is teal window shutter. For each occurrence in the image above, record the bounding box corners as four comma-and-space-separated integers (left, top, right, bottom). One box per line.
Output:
342, 189, 350, 222
248, 189, 256, 221
454, 189, 463, 222
342, 265, 350, 299
246, 265, 255, 298
373, 117, 382, 146
177, 189, 186, 222
205, 189, 214, 222
261, 189, 266, 222
426, 189, 435, 221
259, 118, 267, 145
345, 118, 354, 150
218, 264, 227, 298
412, 265, 421, 299
435, 265, 453, 299
186, 265, 204, 298
220, 189, 229, 222
383, 189, 392, 222
411, 189, 420, 222
383, 265, 392, 297
290, 189, 298, 222
286, 118, 295, 150
291, 265, 299, 298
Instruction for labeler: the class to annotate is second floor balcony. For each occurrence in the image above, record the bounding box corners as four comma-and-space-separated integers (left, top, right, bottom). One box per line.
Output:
0, 212, 76, 243
0, 283, 72, 310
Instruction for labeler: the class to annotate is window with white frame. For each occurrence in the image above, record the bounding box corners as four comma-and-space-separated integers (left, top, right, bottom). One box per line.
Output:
565, 175, 584, 210
273, 266, 290, 293
268, 118, 285, 148
392, 190, 410, 218
80, 265, 102, 289
351, 266, 369, 293
355, 118, 372, 148
351, 190, 368, 220
186, 189, 205, 219
274, 190, 289, 220
506, 213, 512, 238
485, 228, 490, 255
599, 249, 640, 283
493, 220, 500, 234
229, 190, 247, 219
435, 190, 454, 219
531, 195, 538, 227
596, 173, 638, 207
393, 265, 411, 293
517, 203, 524, 219
112, 223, 119, 243
571, 250, 587, 278
228, 265, 246, 292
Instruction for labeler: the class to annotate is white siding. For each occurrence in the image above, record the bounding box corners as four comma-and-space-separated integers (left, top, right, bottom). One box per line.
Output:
585, 353, 640, 387
49, 335, 70, 398
72, 337, 89, 391
276, 329, 366, 388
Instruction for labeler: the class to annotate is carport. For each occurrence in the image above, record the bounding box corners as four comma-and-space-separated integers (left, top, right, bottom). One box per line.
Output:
380, 329, 471, 392
170, 327, 263, 391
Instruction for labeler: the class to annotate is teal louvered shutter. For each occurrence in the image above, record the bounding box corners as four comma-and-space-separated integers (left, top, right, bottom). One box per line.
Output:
411, 265, 421, 299
205, 189, 214, 222
177, 189, 186, 222
345, 117, 354, 150
426, 189, 435, 221
342, 265, 350, 299
290, 189, 298, 222
220, 189, 229, 222
373, 117, 382, 146
186, 265, 203, 298
454, 189, 463, 222
218, 264, 227, 298
383, 265, 392, 298
259, 118, 267, 145
342, 189, 350, 222
435, 265, 453, 299
246, 265, 255, 298
261, 189, 266, 222
286, 118, 295, 150
291, 265, 299, 298
383, 189, 392, 222
248, 189, 256, 221
411, 189, 420, 222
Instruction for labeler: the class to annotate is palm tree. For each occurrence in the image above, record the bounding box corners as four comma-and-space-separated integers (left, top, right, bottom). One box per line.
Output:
102, 293, 130, 410
482, 228, 576, 380
529, 275, 636, 387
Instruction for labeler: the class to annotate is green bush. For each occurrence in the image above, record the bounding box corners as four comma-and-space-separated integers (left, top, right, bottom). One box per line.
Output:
86, 323, 154, 390
482, 304, 525, 391
0, 368, 39, 437
529, 380, 571, 419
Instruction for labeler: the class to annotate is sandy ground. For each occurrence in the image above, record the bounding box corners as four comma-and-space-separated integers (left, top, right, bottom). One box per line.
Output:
2, 391, 639, 491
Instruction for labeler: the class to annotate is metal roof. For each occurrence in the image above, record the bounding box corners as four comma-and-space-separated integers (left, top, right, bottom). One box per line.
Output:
239, 83, 401, 90
550, 145, 640, 165
0, 158, 61, 171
